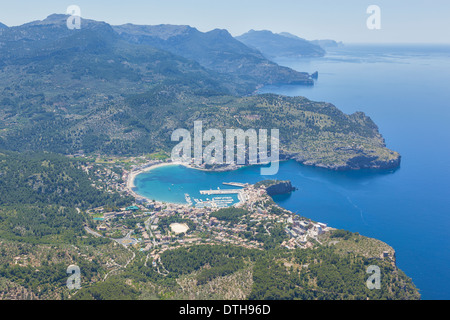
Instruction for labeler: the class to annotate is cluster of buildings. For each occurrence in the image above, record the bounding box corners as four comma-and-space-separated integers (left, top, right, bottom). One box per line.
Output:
283, 218, 330, 249
98, 181, 330, 253
82, 158, 333, 275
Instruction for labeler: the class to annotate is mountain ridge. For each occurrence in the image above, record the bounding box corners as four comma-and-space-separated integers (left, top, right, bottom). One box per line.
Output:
236, 29, 326, 59
0, 14, 315, 89
113, 23, 314, 87
0, 14, 400, 171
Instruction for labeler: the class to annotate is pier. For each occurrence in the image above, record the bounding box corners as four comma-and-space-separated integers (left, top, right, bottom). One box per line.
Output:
222, 182, 249, 187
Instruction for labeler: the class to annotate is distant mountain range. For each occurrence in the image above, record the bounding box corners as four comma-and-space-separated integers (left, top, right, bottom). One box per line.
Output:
278, 32, 341, 49
0, 16, 342, 89
113, 24, 313, 87
236, 30, 340, 59
310, 39, 342, 48
0, 14, 399, 170
0, 14, 316, 92
0, 14, 250, 96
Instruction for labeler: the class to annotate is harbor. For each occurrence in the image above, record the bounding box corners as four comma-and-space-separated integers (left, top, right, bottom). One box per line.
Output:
182, 182, 246, 209
193, 196, 235, 209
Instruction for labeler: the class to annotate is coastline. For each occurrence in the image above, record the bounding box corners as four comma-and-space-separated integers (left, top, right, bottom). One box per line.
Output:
120, 159, 419, 298
126, 152, 399, 202
126, 161, 180, 190
127, 160, 254, 206
126, 161, 188, 200
126, 159, 288, 202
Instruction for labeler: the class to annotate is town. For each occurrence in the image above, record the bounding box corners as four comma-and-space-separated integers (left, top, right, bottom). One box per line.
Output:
75, 154, 333, 276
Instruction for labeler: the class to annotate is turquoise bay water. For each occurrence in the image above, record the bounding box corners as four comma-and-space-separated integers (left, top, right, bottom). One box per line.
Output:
134, 165, 240, 205
135, 44, 450, 299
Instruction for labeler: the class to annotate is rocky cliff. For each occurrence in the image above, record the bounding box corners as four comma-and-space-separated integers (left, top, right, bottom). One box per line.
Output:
255, 180, 296, 196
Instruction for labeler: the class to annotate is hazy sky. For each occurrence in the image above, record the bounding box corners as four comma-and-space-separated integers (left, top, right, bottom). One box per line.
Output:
1, 0, 449, 43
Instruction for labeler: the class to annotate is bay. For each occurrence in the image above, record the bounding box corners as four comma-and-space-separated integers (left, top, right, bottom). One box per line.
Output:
135, 44, 450, 299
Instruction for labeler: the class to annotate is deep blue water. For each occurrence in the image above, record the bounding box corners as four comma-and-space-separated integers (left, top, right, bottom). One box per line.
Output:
135, 44, 450, 299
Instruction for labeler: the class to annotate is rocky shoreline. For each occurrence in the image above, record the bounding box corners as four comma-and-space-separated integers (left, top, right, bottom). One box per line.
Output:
282, 151, 401, 171
189, 152, 401, 173
127, 148, 402, 196
256, 180, 297, 196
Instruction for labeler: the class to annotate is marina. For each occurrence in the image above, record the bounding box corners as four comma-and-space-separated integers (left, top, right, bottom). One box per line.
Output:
194, 196, 235, 208
196, 183, 247, 208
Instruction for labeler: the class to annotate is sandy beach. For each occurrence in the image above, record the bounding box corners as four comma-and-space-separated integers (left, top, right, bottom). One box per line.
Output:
126, 161, 184, 192
126, 160, 239, 192
125, 160, 250, 207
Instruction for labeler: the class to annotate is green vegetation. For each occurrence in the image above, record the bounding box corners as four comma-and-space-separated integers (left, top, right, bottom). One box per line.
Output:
0, 151, 130, 210
148, 151, 170, 161
254, 180, 283, 189
253, 223, 289, 250
0, 259, 101, 298
90, 244, 418, 300
0, 237, 132, 299
0, 15, 414, 301
0, 18, 399, 170
0, 150, 131, 242
0, 150, 134, 299
249, 245, 419, 300
1, 91, 399, 169
196, 259, 245, 285
71, 276, 139, 300
160, 245, 259, 276
330, 229, 353, 240
114, 23, 313, 88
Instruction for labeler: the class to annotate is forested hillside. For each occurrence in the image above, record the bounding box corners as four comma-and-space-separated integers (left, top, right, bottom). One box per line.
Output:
71, 239, 419, 300
113, 24, 314, 85
0, 14, 400, 170
0, 150, 131, 241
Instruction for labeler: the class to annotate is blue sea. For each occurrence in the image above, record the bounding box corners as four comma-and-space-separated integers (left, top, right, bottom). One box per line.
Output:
134, 44, 450, 299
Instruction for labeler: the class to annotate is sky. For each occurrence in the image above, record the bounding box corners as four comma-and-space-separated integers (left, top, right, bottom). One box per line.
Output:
0, 0, 449, 43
